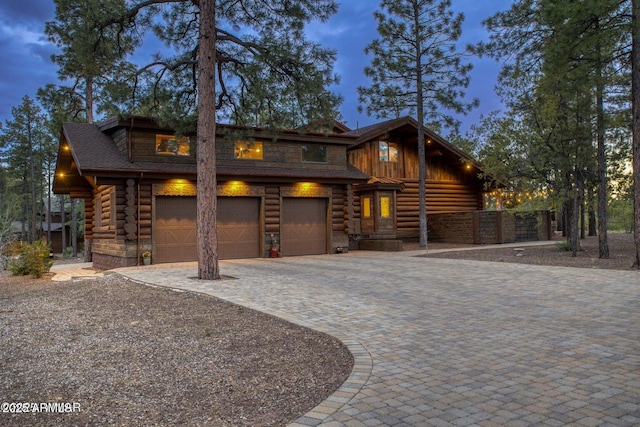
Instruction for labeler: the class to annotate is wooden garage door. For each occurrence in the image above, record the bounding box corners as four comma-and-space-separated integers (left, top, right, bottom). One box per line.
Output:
218, 197, 260, 259
155, 196, 260, 263
155, 196, 197, 263
282, 198, 327, 256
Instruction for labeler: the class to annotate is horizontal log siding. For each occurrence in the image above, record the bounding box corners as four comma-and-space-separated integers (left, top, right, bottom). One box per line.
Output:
396, 179, 483, 237
83, 197, 94, 239
92, 186, 115, 239
138, 183, 152, 240
332, 186, 345, 232
265, 185, 280, 235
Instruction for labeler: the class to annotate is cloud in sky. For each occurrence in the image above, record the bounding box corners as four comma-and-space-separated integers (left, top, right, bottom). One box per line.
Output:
0, 0, 57, 122
0, 0, 513, 135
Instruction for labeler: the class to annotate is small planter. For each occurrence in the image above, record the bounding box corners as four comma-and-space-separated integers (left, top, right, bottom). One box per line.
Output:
269, 234, 279, 258
141, 251, 151, 265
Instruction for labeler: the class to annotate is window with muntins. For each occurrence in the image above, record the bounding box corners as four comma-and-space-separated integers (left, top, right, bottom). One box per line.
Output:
156, 134, 191, 156
379, 141, 398, 162
234, 141, 263, 159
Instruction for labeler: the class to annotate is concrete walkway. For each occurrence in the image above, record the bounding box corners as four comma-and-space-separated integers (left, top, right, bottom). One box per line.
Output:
106, 248, 640, 427
50, 262, 104, 281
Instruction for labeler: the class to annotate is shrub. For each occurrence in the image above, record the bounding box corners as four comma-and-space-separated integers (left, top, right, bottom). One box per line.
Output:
555, 240, 572, 252
8, 239, 54, 278
62, 246, 74, 259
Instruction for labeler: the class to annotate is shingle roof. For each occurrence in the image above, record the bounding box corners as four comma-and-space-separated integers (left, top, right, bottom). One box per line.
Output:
341, 117, 409, 138
63, 122, 137, 172
59, 122, 369, 182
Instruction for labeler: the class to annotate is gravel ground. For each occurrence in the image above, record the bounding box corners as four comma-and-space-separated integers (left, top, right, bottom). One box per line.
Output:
424, 232, 638, 270
0, 273, 352, 427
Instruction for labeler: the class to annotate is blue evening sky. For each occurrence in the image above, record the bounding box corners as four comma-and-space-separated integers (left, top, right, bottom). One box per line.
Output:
0, 0, 513, 133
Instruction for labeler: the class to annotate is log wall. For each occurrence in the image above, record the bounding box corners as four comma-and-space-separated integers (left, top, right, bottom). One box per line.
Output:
395, 179, 483, 237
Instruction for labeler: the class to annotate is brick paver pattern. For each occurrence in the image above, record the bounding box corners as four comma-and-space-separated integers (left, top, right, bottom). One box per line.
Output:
117, 251, 640, 427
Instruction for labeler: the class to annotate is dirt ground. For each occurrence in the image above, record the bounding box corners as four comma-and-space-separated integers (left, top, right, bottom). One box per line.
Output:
1, 232, 637, 426
0, 273, 352, 427
423, 232, 638, 270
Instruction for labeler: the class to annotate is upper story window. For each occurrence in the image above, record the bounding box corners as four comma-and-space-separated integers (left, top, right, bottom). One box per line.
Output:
302, 144, 327, 163
379, 141, 398, 163
235, 141, 263, 159
156, 134, 191, 156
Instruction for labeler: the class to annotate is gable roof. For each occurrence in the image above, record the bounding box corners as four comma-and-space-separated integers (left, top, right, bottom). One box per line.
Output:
342, 116, 481, 169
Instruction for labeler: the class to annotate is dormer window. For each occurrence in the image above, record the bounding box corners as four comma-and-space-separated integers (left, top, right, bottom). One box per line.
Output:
235, 141, 263, 159
379, 141, 398, 163
156, 134, 191, 156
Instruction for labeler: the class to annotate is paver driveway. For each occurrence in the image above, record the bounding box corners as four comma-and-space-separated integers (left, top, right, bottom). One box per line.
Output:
117, 251, 640, 426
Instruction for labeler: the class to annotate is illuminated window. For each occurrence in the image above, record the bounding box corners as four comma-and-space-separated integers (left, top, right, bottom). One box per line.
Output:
380, 196, 391, 218
156, 134, 191, 156
234, 141, 263, 159
302, 144, 327, 163
362, 196, 371, 218
379, 141, 398, 162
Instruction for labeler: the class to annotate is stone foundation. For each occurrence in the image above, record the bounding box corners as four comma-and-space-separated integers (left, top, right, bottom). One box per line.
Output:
358, 239, 403, 251
92, 253, 138, 270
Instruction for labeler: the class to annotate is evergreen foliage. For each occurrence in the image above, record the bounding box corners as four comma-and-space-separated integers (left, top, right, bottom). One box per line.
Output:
8, 239, 53, 278
358, 0, 477, 133
472, 0, 632, 256
0, 97, 54, 244
358, 0, 477, 247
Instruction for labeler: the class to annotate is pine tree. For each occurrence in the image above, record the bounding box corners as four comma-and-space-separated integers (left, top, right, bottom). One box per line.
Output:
358, 0, 477, 248
477, 0, 632, 256
632, 0, 640, 267
91, 0, 341, 279
0, 97, 51, 243
45, 0, 139, 123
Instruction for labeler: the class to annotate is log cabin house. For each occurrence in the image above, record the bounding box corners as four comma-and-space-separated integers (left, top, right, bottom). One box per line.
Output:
341, 117, 551, 247
342, 116, 485, 248
53, 115, 549, 269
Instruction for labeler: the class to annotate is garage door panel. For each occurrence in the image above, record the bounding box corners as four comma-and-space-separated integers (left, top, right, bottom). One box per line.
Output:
218, 197, 260, 260
282, 198, 327, 256
155, 197, 198, 263
155, 196, 260, 263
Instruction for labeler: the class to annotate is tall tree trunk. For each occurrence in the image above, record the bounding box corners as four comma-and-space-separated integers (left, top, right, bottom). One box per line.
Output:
633, 0, 640, 268
27, 117, 37, 243
197, 0, 220, 279
558, 205, 565, 235
569, 195, 580, 257
47, 191, 52, 246
413, 5, 427, 249
588, 204, 597, 237
580, 180, 585, 240
71, 198, 78, 257
587, 185, 597, 236
21, 182, 27, 239
60, 195, 66, 252
595, 36, 609, 258
86, 76, 94, 124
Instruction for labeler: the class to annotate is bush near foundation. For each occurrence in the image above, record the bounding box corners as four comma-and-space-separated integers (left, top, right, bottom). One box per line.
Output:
8, 239, 53, 278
